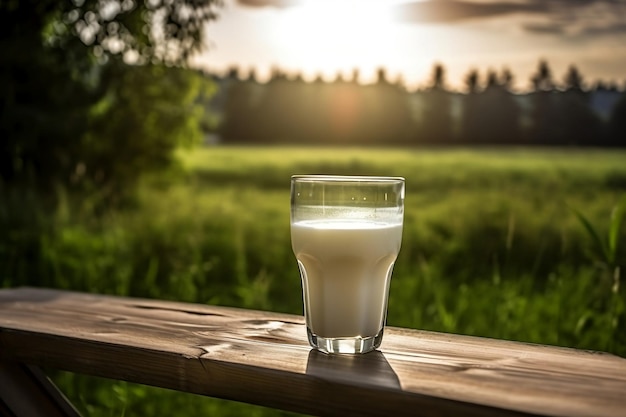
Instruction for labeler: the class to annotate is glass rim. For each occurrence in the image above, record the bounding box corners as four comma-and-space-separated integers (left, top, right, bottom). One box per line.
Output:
291, 175, 405, 183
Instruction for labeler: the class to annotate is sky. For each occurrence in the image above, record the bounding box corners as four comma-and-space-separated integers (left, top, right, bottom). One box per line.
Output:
190, 0, 626, 91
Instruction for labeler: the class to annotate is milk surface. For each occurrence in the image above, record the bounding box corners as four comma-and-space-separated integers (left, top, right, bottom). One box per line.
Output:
291, 219, 402, 338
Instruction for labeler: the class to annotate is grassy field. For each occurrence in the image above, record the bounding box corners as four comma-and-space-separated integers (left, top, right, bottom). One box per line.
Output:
3, 146, 626, 416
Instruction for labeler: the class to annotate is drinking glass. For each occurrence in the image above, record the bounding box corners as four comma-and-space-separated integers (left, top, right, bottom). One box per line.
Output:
291, 175, 405, 354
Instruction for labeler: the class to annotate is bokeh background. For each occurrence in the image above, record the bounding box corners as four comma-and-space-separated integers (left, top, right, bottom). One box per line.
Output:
1, 1, 625, 416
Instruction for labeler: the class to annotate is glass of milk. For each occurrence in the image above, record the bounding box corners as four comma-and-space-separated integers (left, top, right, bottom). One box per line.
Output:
291, 175, 405, 354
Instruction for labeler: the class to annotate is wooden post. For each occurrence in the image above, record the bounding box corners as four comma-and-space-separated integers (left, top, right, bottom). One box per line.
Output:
0, 357, 81, 417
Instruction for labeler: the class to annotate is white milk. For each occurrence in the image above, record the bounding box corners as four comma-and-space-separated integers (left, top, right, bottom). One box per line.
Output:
291, 220, 402, 339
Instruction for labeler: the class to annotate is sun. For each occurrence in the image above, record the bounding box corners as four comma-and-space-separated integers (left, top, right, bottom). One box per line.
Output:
270, 0, 398, 80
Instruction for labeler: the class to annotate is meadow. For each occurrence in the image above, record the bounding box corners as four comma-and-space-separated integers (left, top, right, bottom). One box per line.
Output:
3, 146, 626, 416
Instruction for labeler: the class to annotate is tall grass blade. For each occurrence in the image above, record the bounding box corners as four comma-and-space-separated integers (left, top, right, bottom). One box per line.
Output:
572, 208, 610, 265
608, 197, 625, 264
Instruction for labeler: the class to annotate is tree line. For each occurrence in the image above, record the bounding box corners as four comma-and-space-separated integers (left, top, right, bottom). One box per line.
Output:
218, 62, 626, 147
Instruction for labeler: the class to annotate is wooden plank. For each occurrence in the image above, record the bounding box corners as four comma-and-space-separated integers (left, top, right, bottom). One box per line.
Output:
0, 287, 625, 417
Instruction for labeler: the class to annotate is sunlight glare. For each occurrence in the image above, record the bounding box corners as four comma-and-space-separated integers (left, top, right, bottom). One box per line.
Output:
271, 0, 398, 80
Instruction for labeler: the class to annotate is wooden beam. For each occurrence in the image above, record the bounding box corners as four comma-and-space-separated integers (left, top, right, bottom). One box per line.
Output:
0, 358, 81, 417
0, 287, 625, 417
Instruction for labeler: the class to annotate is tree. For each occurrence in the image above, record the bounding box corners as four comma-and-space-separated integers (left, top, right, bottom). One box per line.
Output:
220, 67, 260, 142
44, 0, 219, 66
559, 65, 603, 146
0, 0, 221, 202
327, 71, 367, 144
500, 67, 514, 91
486, 69, 499, 88
608, 93, 626, 147
531, 59, 554, 92
461, 68, 522, 145
84, 61, 212, 201
461, 69, 481, 143
464, 69, 480, 94
479, 69, 522, 144
564, 65, 585, 92
420, 63, 454, 144
359, 68, 413, 144
431, 63, 446, 90
528, 60, 559, 144
254, 69, 305, 143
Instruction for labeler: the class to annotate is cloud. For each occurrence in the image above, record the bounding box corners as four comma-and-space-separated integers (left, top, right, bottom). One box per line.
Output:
236, 0, 626, 37
578, 22, 626, 36
236, 0, 299, 8
394, 0, 626, 36
394, 0, 547, 24
522, 23, 566, 35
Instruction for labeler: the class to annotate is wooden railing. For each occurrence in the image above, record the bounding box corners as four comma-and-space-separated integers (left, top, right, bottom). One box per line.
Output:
1, 287, 625, 417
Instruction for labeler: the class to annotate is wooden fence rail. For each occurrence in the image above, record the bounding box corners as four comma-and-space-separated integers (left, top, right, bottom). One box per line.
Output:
1, 287, 625, 417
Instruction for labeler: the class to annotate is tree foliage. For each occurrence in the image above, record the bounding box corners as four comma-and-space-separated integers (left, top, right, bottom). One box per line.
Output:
29, 0, 220, 66
0, 0, 220, 202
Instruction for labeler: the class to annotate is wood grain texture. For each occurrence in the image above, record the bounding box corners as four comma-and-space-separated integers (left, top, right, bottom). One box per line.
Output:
1, 287, 625, 417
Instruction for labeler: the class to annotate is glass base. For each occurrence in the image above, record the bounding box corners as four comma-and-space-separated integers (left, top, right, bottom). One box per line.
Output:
307, 327, 384, 354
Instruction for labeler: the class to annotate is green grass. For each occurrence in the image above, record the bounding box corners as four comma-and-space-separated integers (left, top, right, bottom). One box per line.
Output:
2, 145, 626, 416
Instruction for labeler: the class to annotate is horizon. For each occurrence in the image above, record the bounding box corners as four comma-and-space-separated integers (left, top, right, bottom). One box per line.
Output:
202, 61, 626, 95
190, 0, 626, 93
